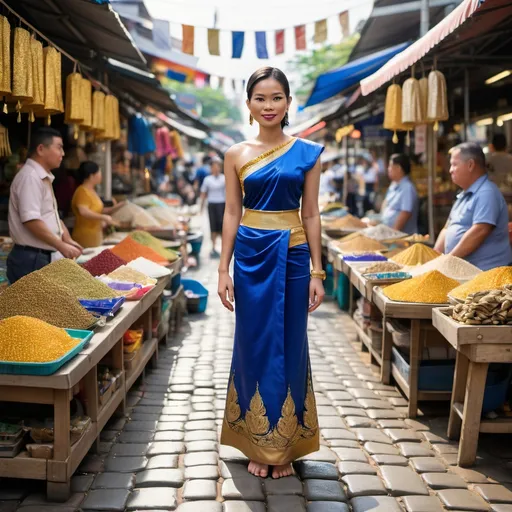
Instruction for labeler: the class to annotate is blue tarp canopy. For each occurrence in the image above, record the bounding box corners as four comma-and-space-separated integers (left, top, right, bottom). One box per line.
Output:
304, 42, 410, 108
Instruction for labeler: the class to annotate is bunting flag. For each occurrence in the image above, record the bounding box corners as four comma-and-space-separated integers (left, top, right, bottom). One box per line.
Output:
255, 31, 269, 59
275, 29, 285, 55
182, 25, 194, 54
232, 79, 237, 91
208, 29, 220, 56
295, 25, 306, 51
314, 19, 328, 44
219, 76, 225, 88
339, 11, 350, 38
232, 31, 245, 58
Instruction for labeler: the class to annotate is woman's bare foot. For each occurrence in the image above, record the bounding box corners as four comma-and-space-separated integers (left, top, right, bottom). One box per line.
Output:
272, 463, 293, 479
248, 460, 268, 477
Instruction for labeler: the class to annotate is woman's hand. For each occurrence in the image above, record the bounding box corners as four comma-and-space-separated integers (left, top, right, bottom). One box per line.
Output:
218, 270, 235, 312
102, 214, 119, 227
309, 277, 325, 313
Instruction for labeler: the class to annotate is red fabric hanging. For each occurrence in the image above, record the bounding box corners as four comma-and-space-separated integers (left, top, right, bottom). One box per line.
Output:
295, 25, 306, 51
275, 30, 285, 55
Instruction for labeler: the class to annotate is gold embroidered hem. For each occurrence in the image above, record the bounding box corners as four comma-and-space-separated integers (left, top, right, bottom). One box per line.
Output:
221, 375, 319, 465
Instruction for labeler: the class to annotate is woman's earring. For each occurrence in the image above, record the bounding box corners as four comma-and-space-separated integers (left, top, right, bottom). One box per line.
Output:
284, 112, 289, 126
249, 114, 254, 126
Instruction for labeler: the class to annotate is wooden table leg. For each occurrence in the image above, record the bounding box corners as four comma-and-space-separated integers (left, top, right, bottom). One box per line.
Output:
381, 314, 392, 385
458, 361, 489, 467
447, 351, 469, 440
408, 319, 421, 418
349, 280, 354, 315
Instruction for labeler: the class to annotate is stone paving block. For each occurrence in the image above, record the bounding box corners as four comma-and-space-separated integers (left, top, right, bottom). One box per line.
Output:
222, 477, 265, 501
402, 495, 445, 512
110, 443, 150, 457
220, 461, 251, 479
146, 454, 179, 469
317, 406, 339, 416
384, 428, 422, 443
294, 461, 339, 480
337, 407, 368, 418
184, 420, 216, 431
105, 456, 148, 472
356, 399, 391, 410
223, 501, 266, 512
117, 431, 155, 444
186, 440, 218, 452
353, 428, 392, 444
78, 454, 105, 473
344, 416, 375, 428
307, 503, 349, 512
21, 493, 85, 508
432, 443, 459, 455
380, 466, 429, 496
370, 454, 409, 466
491, 506, 512, 512
71, 474, 95, 493
303, 479, 347, 501
337, 462, 377, 476
267, 495, 306, 512
264, 476, 303, 495
147, 441, 185, 456
92, 472, 135, 490
126, 487, 178, 510
364, 442, 400, 455
409, 457, 447, 473
184, 451, 219, 467
300, 445, 337, 463
318, 417, 346, 429
326, 391, 353, 401
124, 421, 158, 432
473, 484, 512, 504
153, 431, 185, 442
321, 429, 355, 440
135, 468, 184, 488
220, 445, 249, 461
367, 409, 402, 420
405, 419, 430, 431
436, 489, 491, 511
348, 388, 379, 399
156, 422, 185, 432
449, 467, 489, 484
331, 448, 367, 463
184, 464, 220, 480
351, 496, 402, 512
342, 475, 387, 497
184, 430, 218, 442
189, 411, 216, 421
176, 502, 222, 512
328, 440, 360, 449
377, 420, 408, 429
398, 442, 435, 458
422, 472, 467, 490
182, 479, 217, 500
421, 431, 450, 444
81, 489, 130, 511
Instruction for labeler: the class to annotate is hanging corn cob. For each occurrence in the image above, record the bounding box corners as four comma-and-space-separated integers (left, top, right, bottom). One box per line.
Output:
22, 38, 44, 122
383, 84, 406, 143
402, 78, 423, 125
79, 78, 92, 131
0, 16, 11, 113
427, 70, 449, 131
10, 28, 33, 122
64, 72, 84, 139
0, 125, 11, 157
91, 90, 106, 135
37, 47, 64, 124
419, 77, 428, 123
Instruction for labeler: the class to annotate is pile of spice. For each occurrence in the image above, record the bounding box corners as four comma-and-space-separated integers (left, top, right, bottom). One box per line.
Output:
0, 273, 95, 329
409, 254, 481, 282
334, 235, 386, 253
391, 243, 440, 266
111, 237, 169, 265
129, 231, 179, 261
39, 259, 118, 300
82, 250, 127, 277
147, 206, 179, 228
112, 202, 160, 228
128, 257, 172, 278
362, 262, 403, 274
0, 316, 80, 363
108, 266, 157, 286
452, 285, 512, 325
450, 267, 512, 301
383, 247, 406, 259
404, 234, 429, 243
361, 225, 407, 241
327, 214, 366, 230
383, 270, 458, 304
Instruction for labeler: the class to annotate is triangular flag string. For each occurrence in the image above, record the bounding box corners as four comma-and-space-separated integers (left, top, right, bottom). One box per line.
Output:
255, 31, 268, 59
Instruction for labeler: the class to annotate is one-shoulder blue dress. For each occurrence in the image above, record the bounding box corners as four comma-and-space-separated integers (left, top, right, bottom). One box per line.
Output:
221, 137, 324, 465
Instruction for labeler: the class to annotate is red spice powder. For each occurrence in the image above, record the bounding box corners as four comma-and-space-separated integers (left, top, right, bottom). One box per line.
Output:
82, 249, 127, 277
111, 237, 168, 265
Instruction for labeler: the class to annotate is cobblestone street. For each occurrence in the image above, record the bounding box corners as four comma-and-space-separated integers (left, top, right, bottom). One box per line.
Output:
2, 250, 512, 511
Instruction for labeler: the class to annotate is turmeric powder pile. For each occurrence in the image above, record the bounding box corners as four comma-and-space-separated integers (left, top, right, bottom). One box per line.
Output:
450, 267, 512, 301
391, 243, 440, 266
333, 235, 386, 253
383, 270, 458, 304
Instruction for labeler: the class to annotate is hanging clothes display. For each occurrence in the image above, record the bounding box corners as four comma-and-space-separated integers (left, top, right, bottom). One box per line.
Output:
170, 130, 184, 159
128, 113, 156, 155
155, 126, 173, 159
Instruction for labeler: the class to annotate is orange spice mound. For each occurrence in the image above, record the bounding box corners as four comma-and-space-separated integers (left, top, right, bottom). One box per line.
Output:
111, 237, 168, 265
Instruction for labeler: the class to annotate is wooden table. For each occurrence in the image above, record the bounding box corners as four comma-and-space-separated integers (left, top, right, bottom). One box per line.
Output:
0, 277, 170, 501
373, 288, 452, 418
433, 307, 512, 466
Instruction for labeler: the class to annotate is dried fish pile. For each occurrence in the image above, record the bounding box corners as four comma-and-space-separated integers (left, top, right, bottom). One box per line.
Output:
452, 285, 512, 325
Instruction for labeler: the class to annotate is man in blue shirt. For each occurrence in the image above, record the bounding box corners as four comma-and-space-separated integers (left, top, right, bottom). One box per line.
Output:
194, 156, 212, 193
381, 153, 419, 234
434, 142, 512, 270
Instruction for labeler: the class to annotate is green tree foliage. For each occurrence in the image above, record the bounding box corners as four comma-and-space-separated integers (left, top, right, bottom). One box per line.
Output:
165, 82, 241, 123
289, 34, 360, 101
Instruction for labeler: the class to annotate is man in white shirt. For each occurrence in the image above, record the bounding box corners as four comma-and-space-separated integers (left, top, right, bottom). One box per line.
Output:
7, 128, 82, 283
200, 157, 226, 258
488, 133, 512, 187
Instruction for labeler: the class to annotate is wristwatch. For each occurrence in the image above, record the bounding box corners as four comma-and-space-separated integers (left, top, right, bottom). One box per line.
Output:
310, 270, 326, 280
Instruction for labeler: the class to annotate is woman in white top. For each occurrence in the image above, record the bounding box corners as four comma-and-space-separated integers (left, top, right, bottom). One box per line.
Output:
201, 157, 226, 257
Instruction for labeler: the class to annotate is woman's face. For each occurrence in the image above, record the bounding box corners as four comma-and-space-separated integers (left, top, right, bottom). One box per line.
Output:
91, 170, 102, 186
246, 78, 291, 128
387, 161, 403, 182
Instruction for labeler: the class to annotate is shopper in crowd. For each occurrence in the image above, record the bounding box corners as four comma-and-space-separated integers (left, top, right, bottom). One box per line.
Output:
380, 153, 419, 234
218, 67, 324, 479
7, 128, 83, 284
356, 155, 379, 213
200, 156, 226, 258
319, 161, 335, 196
193, 155, 211, 192
488, 133, 512, 186
434, 142, 512, 270
71, 161, 124, 248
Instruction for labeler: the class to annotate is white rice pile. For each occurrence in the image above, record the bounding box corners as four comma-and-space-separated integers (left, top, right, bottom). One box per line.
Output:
128, 257, 172, 278
146, 206, 179, 228
112, 202, 160, 228
361, 224, 407, 241
408, 254, 481, 282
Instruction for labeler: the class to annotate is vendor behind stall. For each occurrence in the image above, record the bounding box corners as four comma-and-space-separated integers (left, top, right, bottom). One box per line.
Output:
7, 128, 83, 284
71, 162, 123, 248
380, 154, 419, 234
434, 142, 511, 270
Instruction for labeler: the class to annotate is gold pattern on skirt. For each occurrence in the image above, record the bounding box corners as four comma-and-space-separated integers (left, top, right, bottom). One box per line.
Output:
225, 373, 318, 449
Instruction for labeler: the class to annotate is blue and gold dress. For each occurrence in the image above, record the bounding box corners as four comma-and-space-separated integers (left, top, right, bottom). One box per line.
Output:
221, 137, 324, 465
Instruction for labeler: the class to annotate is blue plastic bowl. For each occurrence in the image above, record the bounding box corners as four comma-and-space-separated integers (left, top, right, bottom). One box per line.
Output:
182, 278, 209, 313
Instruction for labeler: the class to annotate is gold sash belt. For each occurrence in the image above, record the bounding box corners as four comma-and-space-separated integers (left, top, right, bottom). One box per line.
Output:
240, 208, 307, 248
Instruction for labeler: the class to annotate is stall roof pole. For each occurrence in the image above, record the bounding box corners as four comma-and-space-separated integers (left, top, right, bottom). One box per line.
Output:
464, 68, 470, 142
420, 0, 430, 36
342, 135, 349, 206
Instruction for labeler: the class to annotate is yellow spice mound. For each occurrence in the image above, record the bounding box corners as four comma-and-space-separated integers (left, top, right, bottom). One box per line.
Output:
392, 243, 440, 266
327, 214, 366, 230
383, 270, 459, 304
334, 235, 387, 253
0, 316, 79, 363
450, 266, 512, 300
